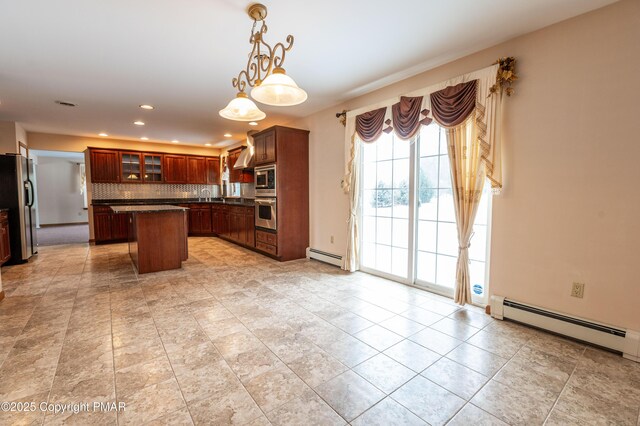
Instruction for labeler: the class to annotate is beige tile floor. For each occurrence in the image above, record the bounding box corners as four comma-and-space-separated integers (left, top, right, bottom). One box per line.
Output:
0, 238, 638, 425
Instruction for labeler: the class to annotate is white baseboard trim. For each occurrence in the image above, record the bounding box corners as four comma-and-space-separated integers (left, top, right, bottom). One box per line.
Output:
306, 248, 342, 267
490, 295, 639, 363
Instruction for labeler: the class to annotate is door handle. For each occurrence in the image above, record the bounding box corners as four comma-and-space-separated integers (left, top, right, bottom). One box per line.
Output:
27, 180, 35, 207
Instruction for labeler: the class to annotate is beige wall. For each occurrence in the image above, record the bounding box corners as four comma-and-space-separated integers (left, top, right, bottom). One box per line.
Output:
291, 0, 640, 331
0, 121, 27, 154
27, 132, 222, 157
36, 157, 88, 225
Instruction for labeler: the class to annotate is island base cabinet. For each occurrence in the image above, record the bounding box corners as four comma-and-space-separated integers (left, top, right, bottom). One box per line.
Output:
129, 211, 187, 274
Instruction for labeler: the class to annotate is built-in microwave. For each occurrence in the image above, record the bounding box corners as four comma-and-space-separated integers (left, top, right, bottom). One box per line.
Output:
255, 165, 276, 197
255, 198, 277, 231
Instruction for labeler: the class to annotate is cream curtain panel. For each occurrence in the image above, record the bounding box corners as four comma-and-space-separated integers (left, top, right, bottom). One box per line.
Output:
343, 133, 361, 272
445, 117, 486, 304
342, 65, 504, 300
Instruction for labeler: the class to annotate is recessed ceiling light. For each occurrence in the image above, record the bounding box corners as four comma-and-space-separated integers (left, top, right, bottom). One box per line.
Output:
98, 133, 108, 137
139, 104, 154, 110
171, 140, 180, 144
140, 137, 148, 141
133, 121, 145, 126
205, 143, 212, 147
224, 133, 232, 138
248, 122, 258, 126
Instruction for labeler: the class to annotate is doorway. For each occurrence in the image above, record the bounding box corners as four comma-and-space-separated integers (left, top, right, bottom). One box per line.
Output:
31, 150, 89, 246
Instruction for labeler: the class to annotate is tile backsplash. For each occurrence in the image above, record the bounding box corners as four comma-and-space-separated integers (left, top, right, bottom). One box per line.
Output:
91, 183, 221, 200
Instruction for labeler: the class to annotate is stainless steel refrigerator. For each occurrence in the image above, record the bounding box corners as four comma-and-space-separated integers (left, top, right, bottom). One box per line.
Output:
0, 154, 38, 264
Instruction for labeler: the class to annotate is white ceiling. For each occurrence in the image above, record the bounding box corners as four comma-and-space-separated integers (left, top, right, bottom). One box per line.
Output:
0, 0, 616, 148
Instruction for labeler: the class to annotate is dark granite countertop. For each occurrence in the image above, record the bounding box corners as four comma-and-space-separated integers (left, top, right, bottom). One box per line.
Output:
0, 208, 9, 212
110, 205, 189, 213
92, 198, 255, 207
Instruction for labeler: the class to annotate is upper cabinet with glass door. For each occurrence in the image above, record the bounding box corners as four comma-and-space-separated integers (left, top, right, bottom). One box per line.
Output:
143, 153, 163, 183
121, 152, 142, 182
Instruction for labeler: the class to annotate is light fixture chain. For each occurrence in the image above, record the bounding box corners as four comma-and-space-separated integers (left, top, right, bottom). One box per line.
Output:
221, 3, 307, 120
230, 5, 295, 93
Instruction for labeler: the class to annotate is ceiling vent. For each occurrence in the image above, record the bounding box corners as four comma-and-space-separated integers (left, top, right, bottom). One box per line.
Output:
55, 100, 77, 107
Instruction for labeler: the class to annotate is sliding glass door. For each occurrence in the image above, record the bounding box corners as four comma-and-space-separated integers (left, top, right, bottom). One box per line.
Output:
361, 132, 412, 280
360, 125, 492, 304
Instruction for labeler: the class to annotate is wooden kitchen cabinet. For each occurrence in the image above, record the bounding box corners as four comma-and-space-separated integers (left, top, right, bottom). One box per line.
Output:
212, 204, 253, 248
111, 213, 130, 240
244, 207, 255, 247
218, 205, 229, 237
229, 208, 243, 243
227, 148, 254, 184
143, 153, 163, 183
120, 152, 143, 183
89, 148, 218, 186
251, 125, 309, 261
93, 207, 113, 243
187, 204, 214, 235
212, 204, 227, 236
90, 149, 120, 183
187, 208, 200, 235
226, 149, 239, 183
163, 155, 188, 183
93, 206, 130, 243
187, 156, 207, 184
0, 211, 11, 265
254, 130, 276, 165
206, 157, 220, 185
256, 229, 276, 255
224, 205, 254, 247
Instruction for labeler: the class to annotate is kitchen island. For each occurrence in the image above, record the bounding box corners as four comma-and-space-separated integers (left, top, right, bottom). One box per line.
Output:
110, 205, 188, 274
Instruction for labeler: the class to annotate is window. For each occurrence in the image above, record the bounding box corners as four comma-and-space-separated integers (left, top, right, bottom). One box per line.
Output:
360, 124, 492, 303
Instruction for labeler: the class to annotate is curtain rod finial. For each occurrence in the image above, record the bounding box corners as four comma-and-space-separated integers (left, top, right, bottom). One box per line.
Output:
336, 110, 347, 127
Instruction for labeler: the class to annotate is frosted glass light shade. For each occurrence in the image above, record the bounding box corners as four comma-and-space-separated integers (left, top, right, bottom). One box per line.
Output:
251, 68, 307, 106
219, 92, 266, 121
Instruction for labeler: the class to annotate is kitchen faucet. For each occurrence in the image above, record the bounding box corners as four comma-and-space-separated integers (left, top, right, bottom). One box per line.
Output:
200, 188, 212, 202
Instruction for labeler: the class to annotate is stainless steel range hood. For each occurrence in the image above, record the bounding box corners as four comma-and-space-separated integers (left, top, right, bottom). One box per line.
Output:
233, 146, 253, 169
233, 132, 257, 170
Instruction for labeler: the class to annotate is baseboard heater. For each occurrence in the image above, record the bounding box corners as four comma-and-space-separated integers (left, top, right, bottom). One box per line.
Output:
490, 296, 640, 362
306, 248, 342, 268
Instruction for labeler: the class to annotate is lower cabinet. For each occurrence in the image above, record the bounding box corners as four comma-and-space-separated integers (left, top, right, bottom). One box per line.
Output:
208, 205, 253, 247
112, 213, 130, 240
256, 229, 277, 256
245, 211, 255, 248
0, 211, 11, 265
225, 206, 255, 248
93, 206, 130, 243
93, 203, 255, 249
188, 204, 213, 235
212, 204, 229, 237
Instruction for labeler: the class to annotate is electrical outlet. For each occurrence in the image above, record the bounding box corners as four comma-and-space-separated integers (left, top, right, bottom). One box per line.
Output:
571, 282, 585, 298
330, 235, 334, 244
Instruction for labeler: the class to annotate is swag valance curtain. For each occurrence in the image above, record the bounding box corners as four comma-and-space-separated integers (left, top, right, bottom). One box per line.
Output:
343, 64, 504, 305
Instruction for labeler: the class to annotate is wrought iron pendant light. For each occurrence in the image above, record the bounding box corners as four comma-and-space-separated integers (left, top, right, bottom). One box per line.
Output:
219, 3, 307, 121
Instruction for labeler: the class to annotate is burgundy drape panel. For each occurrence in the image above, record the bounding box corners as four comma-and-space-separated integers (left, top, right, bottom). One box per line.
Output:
355, 80, 477, 142
430, 80, 477, 128
392, 96, 423, 140
355, 107, 387, 142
